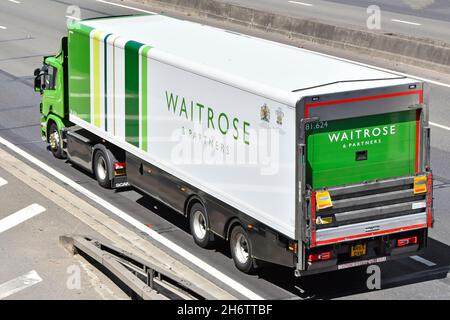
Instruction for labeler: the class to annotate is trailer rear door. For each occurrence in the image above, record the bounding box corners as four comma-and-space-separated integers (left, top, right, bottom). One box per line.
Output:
306, 110, 417, 189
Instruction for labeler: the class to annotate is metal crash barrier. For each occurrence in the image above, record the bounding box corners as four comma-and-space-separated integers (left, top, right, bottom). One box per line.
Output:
60, 235, 217, 300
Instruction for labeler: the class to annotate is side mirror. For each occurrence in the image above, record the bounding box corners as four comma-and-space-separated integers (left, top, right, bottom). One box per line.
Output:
34, 76, 42, 93
34, 68, 41, 77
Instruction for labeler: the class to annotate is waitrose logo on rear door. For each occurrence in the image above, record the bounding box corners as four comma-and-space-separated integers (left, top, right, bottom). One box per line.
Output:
328, 125, 397, 149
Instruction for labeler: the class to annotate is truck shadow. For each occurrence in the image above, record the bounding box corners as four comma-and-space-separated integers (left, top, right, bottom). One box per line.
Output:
127, 188, 450, 299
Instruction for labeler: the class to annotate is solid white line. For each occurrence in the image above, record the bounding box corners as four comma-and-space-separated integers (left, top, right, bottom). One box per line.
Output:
392, 19, 421, 26
288, 1, 313, 6
410, 255, 436, 267
430, 122, 450, 131
96, 0, 156, 14
0, 136, 263, 300
0, 178, 7, 187
8, 0, 21, 4
0, 270, 42, 300
0, 204, 46, 234
0, 26, 7, 30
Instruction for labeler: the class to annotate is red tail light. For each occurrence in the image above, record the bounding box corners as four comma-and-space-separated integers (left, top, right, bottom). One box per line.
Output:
308, 251, 332, 263
114, 162, 126, 170
114, 162, 127, 176
397, 236, 418, 247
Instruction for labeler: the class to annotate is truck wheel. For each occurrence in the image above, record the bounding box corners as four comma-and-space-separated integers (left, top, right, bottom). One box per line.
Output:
189, 203, 215, 248
230, 225, 256, 274
94, 150, 112, 189
48, 123, 64, 159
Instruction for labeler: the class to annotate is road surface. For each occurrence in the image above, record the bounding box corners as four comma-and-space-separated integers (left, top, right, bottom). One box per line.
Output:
216, 0, 450, 42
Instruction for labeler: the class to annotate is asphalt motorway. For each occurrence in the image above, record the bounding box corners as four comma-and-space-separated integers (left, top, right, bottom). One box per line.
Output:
1, 0, 450, 300
217, 0, 450, 42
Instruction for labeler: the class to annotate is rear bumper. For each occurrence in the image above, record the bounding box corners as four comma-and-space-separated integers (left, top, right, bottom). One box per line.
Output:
298, 245, 422, 276
296, 227, 427, 277
297, 174, 433, 276
316, 211, 427, 246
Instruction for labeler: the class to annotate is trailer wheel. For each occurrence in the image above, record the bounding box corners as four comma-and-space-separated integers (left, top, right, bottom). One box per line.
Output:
49, 123, 64, 159
94, 150, 112, 189
230, 225, 256, 274
189, 203, 215, 248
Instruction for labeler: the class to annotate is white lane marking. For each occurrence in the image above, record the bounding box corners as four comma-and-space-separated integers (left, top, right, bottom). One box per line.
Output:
410, 255, 436, 267
392, 19, 421, 26
430, 122, 450, 131
0, 204, 46, 234
0, 270, 43, 300
0, 178, 7, 187
0, 26, 7, 30
65, 15, 81, 21
0, 137, 263, 300
8, 0, 21, 4
96, 0, 156, 14
288, 1, 313, 6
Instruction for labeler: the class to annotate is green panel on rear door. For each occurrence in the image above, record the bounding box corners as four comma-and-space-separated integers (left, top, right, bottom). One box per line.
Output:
306, 111, 417, 189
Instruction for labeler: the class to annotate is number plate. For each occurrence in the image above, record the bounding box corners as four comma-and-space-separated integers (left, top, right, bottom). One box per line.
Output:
351, 244, 367, 257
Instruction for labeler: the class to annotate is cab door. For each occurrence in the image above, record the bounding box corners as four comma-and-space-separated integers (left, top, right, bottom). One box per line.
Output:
41, 59, 64, 119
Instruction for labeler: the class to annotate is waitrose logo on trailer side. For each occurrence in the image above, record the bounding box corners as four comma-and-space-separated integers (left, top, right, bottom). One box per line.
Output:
328, 125, 397, 149
165, 91, 251, 146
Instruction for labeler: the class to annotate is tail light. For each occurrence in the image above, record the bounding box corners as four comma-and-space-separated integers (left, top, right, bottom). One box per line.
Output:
114, 162, 126, 176
397, 236, 418, 247
288, 242, 298, 253
308, 251, 332, 263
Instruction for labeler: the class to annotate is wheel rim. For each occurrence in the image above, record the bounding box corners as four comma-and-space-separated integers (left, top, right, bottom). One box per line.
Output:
96, 156, 107, 181
193, 210, 207, 240
49, 129, 60, 151
234, 233, 249, 264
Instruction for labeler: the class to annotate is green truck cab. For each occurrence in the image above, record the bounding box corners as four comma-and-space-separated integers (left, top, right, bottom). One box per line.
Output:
34, 38, 69, 158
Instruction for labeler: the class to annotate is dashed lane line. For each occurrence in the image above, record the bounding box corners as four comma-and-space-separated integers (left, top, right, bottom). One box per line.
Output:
0, 177, 7, 187
391, 19, 422, 26
0, 204, 46, 234
0, 270, 43, 300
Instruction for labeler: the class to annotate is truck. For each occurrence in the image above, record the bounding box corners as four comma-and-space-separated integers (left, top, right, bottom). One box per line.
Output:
34, 14, 433, 276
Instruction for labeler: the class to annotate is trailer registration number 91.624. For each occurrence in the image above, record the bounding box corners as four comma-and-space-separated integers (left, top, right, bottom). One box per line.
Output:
305, 121, 328, 131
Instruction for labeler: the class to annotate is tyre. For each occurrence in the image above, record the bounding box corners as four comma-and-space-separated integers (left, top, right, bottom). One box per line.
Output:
189, 203, 215, 248
48, 122, 64, 159
94, 150, 112, 189
230, 225, 256, 274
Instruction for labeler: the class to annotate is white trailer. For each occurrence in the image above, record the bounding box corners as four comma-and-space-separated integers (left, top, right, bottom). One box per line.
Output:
36, 14, 433, 275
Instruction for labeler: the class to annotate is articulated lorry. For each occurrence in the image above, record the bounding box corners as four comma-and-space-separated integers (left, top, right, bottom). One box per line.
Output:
34, 14, 433, 276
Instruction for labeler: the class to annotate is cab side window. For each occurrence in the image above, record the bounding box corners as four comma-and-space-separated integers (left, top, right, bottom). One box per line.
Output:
43, 66, 57, 90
